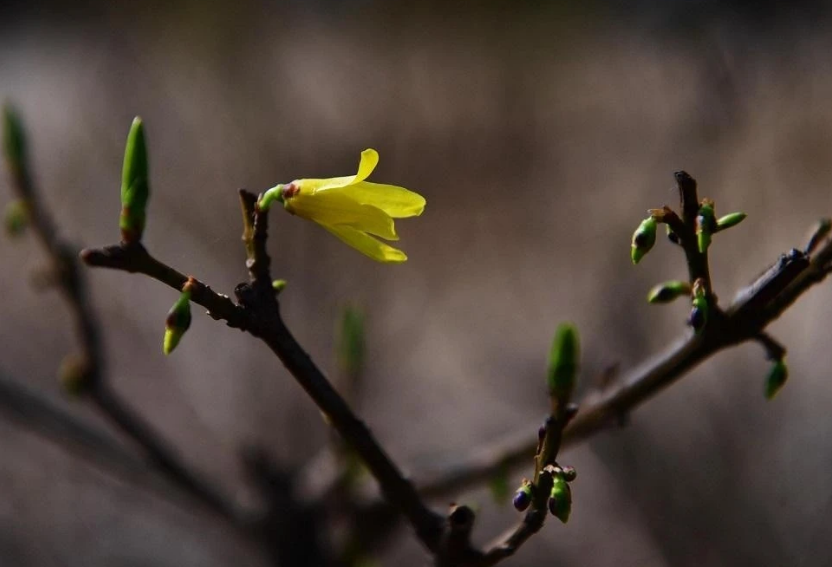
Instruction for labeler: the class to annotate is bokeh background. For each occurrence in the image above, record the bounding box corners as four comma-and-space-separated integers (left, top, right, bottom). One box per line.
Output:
2, 1, 832, 565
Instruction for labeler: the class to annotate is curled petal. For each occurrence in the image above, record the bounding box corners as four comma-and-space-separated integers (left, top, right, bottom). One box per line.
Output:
288, 189, 398, 241
322, 224, 407, 263
300, 148, 380, 193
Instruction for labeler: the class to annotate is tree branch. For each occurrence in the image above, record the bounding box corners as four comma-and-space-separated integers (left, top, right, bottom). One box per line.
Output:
81, 190, 446, 554
414, 231, 832, 503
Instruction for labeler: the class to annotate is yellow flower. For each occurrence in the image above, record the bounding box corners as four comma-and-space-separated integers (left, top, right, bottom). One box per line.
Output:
259, 149, 425, 263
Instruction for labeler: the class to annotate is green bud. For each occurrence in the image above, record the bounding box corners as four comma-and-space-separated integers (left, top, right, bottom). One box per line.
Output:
715, 212, 747, 232
163, 287, 192, 355
120, 117, 150, 244
59, 355, 92, 396
488, 461, 510, 506
513, 481, 533, 512
764, 359, 788, 400
4, 199, 28, 236
647, 280, 691, 304
547, 323, 579, 406
696, 202, 716, 254
272, 279, 287, 293
2, 104, 27, 175
631, 217, 657, 264
337, 306, 365, 378
689, 295, 708, 332
548, 473, 572, 523
258, 184, 284, 212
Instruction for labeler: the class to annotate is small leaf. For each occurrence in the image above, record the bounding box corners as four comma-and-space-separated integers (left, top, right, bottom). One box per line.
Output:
120, 117, 150, 244
513, 481, 533, 512
716, 212, 747, 232
764, 359, 788, 400
696, 201, 716, 254
548, 473, 572, 523
272, 279, 287, 293
4, 199, 28, 236
2, 104, 27, 175
631, 217, 657, 264
337, 305, 365, 378
647, 281, 691, 304
547, 323, 580, 406
163, 286, 192, 355
488, 461, 510, 506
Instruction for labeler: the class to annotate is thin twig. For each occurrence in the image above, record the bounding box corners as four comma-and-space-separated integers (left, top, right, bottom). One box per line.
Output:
81, 191, 446, 553
4, 125, 240, 522
415, 233, 832, 503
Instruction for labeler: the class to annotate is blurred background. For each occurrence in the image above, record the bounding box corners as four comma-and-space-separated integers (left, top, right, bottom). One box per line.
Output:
2, 0, 832, 565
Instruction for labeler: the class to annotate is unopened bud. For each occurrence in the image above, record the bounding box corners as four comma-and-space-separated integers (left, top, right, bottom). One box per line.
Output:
647, 280, 691, 304
560, 465, 577, 482
272, 279, 287, 293
163, 286, 193, 355
689, 295, 708, 332
548, 473, 572, 523
631, 217, 657, 265
4, 199, 28, 236
120, 117, 150, 244
716, 212, 747, 232
513, 481, 533, 512
696, 201, 716, 254
59, 355, 92, 396
764, 359, 788, 400
547, 323, 579, 407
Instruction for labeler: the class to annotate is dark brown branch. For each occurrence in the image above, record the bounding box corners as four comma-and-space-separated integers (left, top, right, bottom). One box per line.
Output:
673, 171, 713, 293
415, 231, 832, 501
81, 192, 446, 554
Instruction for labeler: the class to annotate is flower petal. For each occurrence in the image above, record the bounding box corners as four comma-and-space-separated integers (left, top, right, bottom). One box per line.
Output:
287, 188, 398, 241
321, 224, 407, 263
298, 148, 380, 193
325, 181, 425, 218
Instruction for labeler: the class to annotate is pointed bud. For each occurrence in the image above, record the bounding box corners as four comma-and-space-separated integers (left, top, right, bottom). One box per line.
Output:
513, 481, 533, 512
696, 201, 716, 254
2, 104, 27, 177
257, 184, 285, 212
272, 279, 287, 293
631, 217, 657, 264
337, 306, 365, 379
548, 473, 572, 523
647, 280, 691, 304
120, 117, 150, 244
4, 199, 28, 236
163, 286, 193, 355
764, 359, 788, 400
715, 212, 747, 232
488, 462, 510, 505
547, 323, 579, 407
58, 354, 92, 396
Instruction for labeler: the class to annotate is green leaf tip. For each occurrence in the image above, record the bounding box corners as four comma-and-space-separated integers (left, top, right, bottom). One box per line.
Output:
272, 279, 287, 293
2, 103, 27, 173
647, 281, 691, 304
4, 199, 29, 237
696, 201, 716, 254
163, 286, 193, 355
764, 359, 788, 400
631, 217, 657, 264
120, 116, 150, 244
548, 473, 572, 523
547, 323, 579, 405
337, 305, 365, 378
716, 212, 747, 232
